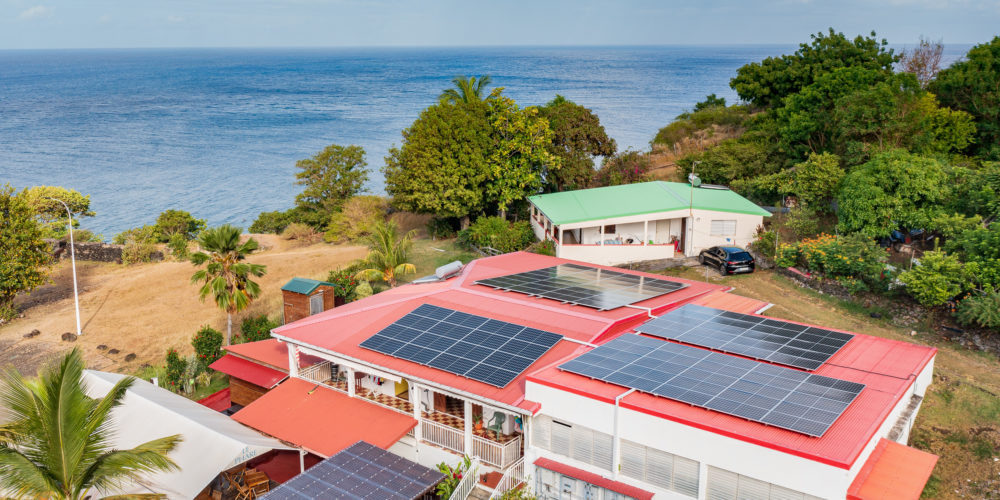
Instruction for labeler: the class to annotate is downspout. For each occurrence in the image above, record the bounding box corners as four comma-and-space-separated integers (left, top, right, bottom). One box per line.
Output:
613, 388, 636, 479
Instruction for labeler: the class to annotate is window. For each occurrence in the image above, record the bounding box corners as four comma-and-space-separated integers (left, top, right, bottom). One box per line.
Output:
309, 293, 324, 315
706, 467, 823, 500
620, 439, 700, 498
603, 224, 616, 234
533, 415, 613, 471
710, 220, 737, 236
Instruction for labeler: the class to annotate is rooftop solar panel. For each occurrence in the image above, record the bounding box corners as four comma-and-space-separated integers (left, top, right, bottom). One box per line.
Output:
360, 304, 563, 388
262, 440, 444, 500
558, 334, 864, 437
635, 304, 854, 371
474, 263, 688, 310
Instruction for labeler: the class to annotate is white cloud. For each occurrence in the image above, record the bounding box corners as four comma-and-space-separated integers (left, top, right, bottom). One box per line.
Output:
166, 14, 183, 23
18, 5, 53, 20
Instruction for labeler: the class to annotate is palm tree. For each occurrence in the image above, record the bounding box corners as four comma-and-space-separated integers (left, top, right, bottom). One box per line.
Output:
439, 75, 492, 105
355, 220, 417, 288
0, 348, 181, 499
190, 224, 267, 345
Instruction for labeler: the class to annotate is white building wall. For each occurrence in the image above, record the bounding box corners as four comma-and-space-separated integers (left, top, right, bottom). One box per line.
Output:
687, 210, 764, 254
556, 244, 675, 266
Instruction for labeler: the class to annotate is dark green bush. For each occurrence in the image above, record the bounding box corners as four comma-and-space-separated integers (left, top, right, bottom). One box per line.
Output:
167, 233, 189, 260
426, 217, 458, 239
898, 251, 969, 306
191, 325, 223, 370
249, 208, 313, 234
956, 289, 1000, 330
594, 150, 652, 186
164, 349, 186, 390
238, 314, 279, 343
459, 217, 535, 253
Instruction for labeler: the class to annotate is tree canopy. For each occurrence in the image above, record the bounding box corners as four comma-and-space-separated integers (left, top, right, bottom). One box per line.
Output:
486, 90, 559, 213
0, 185, 53, 321
20, 186, 95, 238
538, 95, 616, 191
730, 28, 897, 108
294, 144, 369, 221
439, 75, 493, 105
154, 209, 206, 242
931, 36, 1000, 160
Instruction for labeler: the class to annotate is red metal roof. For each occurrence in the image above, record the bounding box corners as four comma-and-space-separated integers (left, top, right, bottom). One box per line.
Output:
224, 338, 322, 372
210, 354, 288, 389
528, 322, 936, 470
197, 387, 231, 412
272, 252, 728, 410
534, 457, 654, 500
232, 378, 417, 457
691, 289, 770, 314
847, 438, 938, 500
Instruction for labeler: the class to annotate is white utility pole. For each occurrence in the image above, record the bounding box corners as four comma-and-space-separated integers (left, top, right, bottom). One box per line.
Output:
47, 198, 81, 336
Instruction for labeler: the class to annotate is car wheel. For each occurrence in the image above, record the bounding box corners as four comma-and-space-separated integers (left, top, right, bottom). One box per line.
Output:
718, 263, 727, 276
698, 255, 705, 264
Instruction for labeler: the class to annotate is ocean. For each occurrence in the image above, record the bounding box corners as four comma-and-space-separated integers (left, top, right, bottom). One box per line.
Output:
0, 45, 852, 238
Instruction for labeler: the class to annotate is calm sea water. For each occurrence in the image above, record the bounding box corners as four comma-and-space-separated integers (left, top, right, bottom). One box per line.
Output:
1, 45, 929, 238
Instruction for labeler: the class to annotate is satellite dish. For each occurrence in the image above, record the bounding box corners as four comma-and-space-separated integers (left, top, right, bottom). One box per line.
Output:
688, 173, 702, 187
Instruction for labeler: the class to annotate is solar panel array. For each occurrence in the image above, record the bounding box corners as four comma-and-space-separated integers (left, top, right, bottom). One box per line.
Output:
474, 263, 688, 310
360, 304, 563, 388
635, 304, 854, 371
558, 334, 865, 437
262, 440, 443, 500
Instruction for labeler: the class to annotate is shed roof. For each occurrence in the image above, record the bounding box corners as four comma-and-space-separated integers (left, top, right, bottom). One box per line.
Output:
527, 181, 771, 225
847, 438, 938, 500
281, 277, 337, 295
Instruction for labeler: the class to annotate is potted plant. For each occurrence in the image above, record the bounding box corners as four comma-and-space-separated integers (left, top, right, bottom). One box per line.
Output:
473, 414, 483, 432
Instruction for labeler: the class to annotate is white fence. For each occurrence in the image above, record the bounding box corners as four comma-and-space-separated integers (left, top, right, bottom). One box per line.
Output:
448, 457, 481, 500
298, 361, 332, 383
473, 434, 522, 469
422, 418, 465, 455
489, 457, 526, 499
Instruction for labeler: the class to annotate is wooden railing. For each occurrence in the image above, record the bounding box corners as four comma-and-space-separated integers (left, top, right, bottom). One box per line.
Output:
488, 457, 526, 499
447, 457, 481, 500
473, 434, 523, 469
422, 418, 465, 455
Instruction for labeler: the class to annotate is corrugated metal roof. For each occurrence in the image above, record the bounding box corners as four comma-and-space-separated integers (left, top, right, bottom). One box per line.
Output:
847, 438, 938, 500
527, 181, 771, 225
224, 338, 322, 372
535, 457, 654, 500
281, 277, 337, 295
209, 354, 287, 388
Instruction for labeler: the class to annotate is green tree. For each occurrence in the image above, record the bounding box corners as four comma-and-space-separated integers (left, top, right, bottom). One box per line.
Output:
837, 151, 949, 237
0, 185, 53, 321
693, 93, 727, 111
678, 139, 782, 186
0, 348, 181, 498
730, 28, 897, 108
595, 150, 654, 186
384, 101, 492, 228
190, 225, 267, 345
752, 152, 845, 212
486, 90, 559, 216
325, 195, 388, 243
21, 186, 95, 238
355, 220, 416, 288
295, 144, 369, 223
439, 75, 492, 105
931, 36, 1000, 160
538, 95, 617, 191
154, 209, 206, 242
898, 251, 968, 306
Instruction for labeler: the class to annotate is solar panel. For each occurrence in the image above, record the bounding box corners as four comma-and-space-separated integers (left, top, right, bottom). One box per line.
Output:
558, 335, 864, 437
474, 263, 688, 310
635, 304, 854, 371
262, 440, 444, 500
360, 304, 563, 388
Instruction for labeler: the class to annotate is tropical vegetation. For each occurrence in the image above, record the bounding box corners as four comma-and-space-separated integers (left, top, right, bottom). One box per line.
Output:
0, 184, 53, 321
354, 220, 417, 288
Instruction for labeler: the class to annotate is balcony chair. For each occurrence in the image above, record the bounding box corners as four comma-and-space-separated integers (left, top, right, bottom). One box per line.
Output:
487, 412, 505, 435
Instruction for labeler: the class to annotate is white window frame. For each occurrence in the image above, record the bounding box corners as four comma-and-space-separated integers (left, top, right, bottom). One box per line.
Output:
710, 219, 737, 236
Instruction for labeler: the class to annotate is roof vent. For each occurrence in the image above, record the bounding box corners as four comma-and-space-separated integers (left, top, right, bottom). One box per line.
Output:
436, 261, 464, 279
699, 184, 731, 190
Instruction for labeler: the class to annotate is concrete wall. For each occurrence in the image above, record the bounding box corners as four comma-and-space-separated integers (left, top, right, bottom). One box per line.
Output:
48, 240, 164, 263
556, 243, 675, 267
687, 210, 764, 254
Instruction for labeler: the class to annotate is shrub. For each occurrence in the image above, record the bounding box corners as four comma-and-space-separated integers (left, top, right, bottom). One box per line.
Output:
164, 349, 185, 391
795, 233, 885, 284
594, 150, 652, 186
112, 225, 157, 245
435, 456, 473, 499
354, 280, 373, 299
167, 233, 189, 260
327, 268, 359, 299
191, 325, 224, 370
121, 240, 158, 265
751, 228, 777, 260
528, 239, 556, 256
183, 355, 200, 393
249, 208, 302, 234
898, 251, 968, 306
280, 222, 321, 243
956, 289, 1000, 330
652, 105, 750, 147
324, 195, 388, 243
426, 217, 458, 240
775, 243, 799, 268
459, 216, 535, 253
154, 209, 205, 242
238, 314, 279, 344
784, 208, 820, 239
836, 276, 869, 295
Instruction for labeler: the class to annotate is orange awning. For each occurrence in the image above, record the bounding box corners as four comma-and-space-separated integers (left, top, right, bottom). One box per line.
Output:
233, 378, 416, 457
848, 438, 938, 500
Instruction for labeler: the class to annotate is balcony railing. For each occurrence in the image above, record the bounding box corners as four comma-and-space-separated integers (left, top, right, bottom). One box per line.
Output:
299, 361, 332, 383
422, 418, 465, 455
448, 456, 481, 500
489, 457, 526, 499
473, 434, 522, 469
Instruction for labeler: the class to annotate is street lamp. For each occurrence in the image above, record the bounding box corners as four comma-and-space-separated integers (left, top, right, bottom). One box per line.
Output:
46, 197, 81, 337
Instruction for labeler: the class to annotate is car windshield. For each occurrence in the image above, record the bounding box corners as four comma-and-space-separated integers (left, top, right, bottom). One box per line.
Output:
729, 251, 752, 260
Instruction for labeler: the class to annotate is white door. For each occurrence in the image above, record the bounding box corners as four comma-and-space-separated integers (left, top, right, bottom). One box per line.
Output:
309, 293, 323, 315
655, 219, 670, 244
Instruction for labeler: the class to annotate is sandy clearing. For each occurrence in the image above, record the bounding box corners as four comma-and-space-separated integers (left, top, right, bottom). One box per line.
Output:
0, 235, 366, 375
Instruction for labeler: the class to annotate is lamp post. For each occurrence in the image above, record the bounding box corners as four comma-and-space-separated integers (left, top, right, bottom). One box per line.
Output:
46, 197, 81, 337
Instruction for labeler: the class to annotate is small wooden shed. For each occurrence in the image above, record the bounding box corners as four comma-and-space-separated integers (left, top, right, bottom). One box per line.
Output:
281, 277, 340, 324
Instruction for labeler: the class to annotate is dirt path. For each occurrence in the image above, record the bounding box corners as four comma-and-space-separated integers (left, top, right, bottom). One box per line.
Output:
0, 235, 366, 376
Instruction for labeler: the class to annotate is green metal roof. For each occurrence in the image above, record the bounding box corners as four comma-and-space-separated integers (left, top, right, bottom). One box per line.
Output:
281, 277, 337, 295
527, 181, 771, 225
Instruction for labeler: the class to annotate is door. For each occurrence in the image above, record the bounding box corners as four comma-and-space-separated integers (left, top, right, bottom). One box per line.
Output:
309, 293, 323, 315
680, 217, 688, 255
433, 392, 447, 412
655, 219, 670, 244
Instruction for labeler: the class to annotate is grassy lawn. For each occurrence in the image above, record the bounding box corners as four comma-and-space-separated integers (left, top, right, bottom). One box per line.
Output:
398, 238, 478, 285
657, 266, 1000, 499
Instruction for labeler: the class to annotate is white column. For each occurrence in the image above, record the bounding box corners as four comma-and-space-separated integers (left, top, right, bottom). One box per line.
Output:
411, 382, 422, 456
346, 367, 356, 397
464, 399, 474, 457
286, 343, 299, 378
643, 220, 648, 245
299, 449, 306, 473
599, 225, 604, 246
698, 462, 709, 500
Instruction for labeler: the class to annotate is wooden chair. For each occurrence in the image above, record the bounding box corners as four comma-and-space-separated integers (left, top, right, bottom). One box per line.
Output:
234, 481, 256, 500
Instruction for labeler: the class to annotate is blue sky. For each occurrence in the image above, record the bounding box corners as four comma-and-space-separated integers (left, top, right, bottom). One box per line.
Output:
1, 0, 997, 49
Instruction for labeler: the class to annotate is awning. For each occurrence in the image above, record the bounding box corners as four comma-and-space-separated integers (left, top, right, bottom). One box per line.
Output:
848, 438, 939, 500
535, 457, 654, 500
233, 377, 417, 457
210, 354, 287, 388
81, 370, 294, 500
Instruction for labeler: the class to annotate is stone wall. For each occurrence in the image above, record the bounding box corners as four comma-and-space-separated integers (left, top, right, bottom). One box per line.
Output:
46, 240, 163, 264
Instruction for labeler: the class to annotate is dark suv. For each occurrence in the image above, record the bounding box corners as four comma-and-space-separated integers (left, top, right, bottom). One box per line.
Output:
698, 246, 756, 275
